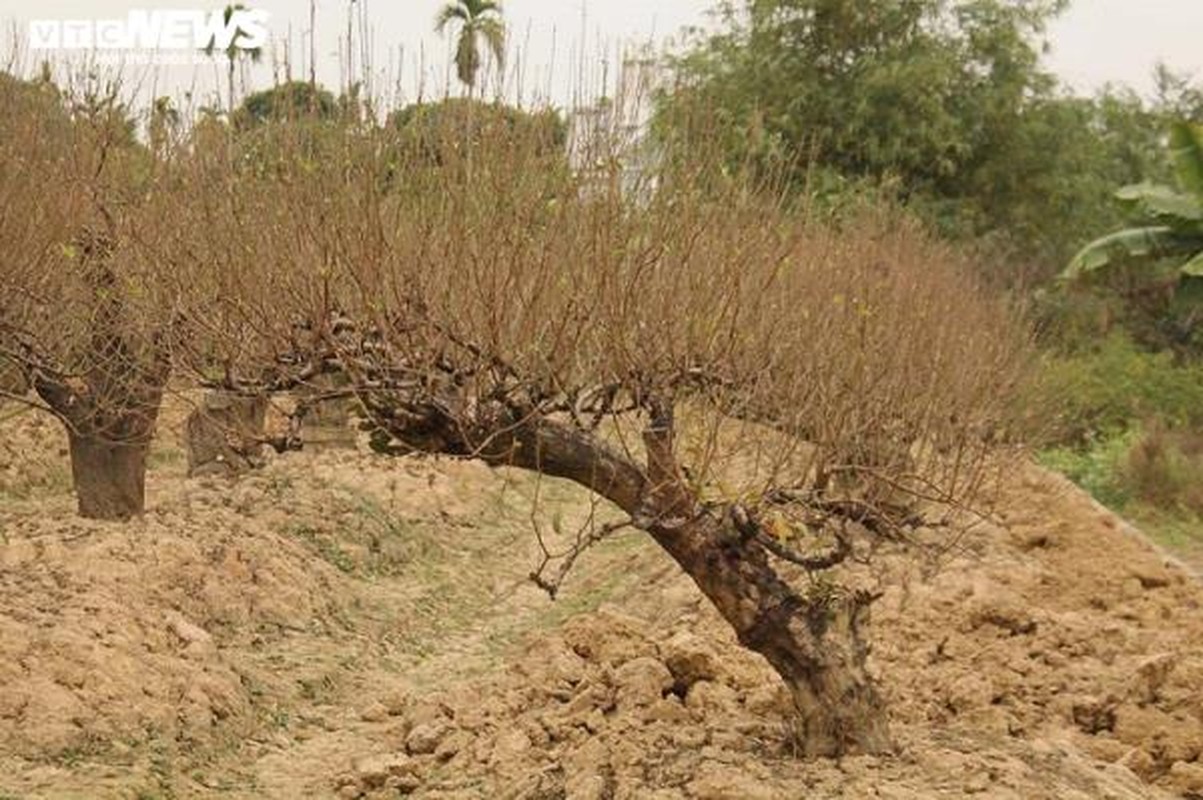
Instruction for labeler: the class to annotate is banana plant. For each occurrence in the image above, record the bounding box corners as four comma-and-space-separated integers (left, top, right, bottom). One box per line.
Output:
1063, 121, 1203, 283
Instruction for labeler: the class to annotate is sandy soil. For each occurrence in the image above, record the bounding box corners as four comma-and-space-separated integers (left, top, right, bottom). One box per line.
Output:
0, 400, 1201, 799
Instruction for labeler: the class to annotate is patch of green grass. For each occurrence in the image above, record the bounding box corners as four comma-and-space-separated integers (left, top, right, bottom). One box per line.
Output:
344, 493, 434, 575
147, 446, 184, 470
47, 733, 114, 770
1040, 425, 1203, 557
1123, 504, 1203, 551
265, 473, 295, 502
1038, 429, 1137, 510
145, 737, 177, 800
297, 672, 340, 703
479, 533, 649, 660
135, 789, 173, 800
267, 706, 291, 729
0, 460, 73, 503
287, 524, 356, 574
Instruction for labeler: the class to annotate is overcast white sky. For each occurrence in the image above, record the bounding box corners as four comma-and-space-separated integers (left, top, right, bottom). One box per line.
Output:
0, 0, 1200, 112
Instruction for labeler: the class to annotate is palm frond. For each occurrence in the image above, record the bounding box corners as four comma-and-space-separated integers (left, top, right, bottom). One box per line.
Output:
467, 0, 504, 16
435, 3, 469, 34
1180, 250, 1203, 277
477, 18, 506, 68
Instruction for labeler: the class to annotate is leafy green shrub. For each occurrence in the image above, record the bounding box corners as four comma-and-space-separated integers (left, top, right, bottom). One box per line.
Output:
1034, 333, 1203, 445
387, 98, 566, 166
233, 81, 338, 130
1030, 288, 1123, 353
1039, 429, 1137, 510
1040, 419, 1203, 550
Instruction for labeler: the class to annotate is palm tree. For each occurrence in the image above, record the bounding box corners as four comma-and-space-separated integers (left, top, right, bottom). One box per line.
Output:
203, 4, 264, 114
434, 0, 506, 94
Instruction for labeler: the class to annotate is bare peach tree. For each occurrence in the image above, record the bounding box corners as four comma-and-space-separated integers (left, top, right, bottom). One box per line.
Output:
152, 111, 369, 446
167, 102, 1028, 756
0, 73, 178, 519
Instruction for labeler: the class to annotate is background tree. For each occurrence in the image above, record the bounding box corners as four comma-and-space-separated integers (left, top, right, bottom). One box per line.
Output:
1064, 121, 1203, 282
149, 96, 180, 157
0, 73, 178, 520
654, 0, 1173, 276
234, 80, 338, 129
385, 97, 565, 174
434, 0, 506, 94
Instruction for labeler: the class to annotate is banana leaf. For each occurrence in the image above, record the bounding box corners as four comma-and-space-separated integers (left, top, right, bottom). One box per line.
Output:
1115, 182, 1203, 228
1063, 225, 1198, 279
1181, 249, 1203, 278
1170, 120, 1203, 198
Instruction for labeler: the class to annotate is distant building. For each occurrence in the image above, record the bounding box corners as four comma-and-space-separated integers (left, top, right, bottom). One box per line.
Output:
566, 54, 663, 203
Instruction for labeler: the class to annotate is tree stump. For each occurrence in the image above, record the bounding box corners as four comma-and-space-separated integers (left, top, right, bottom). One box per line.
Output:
185, 391, 269, 477
298, 373, 357, 451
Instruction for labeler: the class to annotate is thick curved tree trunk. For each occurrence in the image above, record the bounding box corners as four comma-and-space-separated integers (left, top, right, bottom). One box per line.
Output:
647, 512, 890, 756
638, 405, 890, 756
67, 432, 150, 520
363, 394, 892, 756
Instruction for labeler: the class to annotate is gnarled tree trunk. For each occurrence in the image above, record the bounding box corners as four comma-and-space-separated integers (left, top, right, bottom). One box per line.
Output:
638, 402, 890, 756
363, 393, 891, 756
647, 511, 889, 756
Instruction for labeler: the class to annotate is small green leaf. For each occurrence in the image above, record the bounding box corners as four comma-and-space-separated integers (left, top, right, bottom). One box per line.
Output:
1179, 250, 1203, 277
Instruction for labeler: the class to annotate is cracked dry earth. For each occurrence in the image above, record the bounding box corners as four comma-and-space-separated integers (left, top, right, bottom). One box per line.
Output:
1, 401, 1202, 799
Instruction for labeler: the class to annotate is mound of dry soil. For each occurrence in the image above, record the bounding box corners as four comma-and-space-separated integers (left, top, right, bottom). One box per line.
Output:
0, 403, 1201, 799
